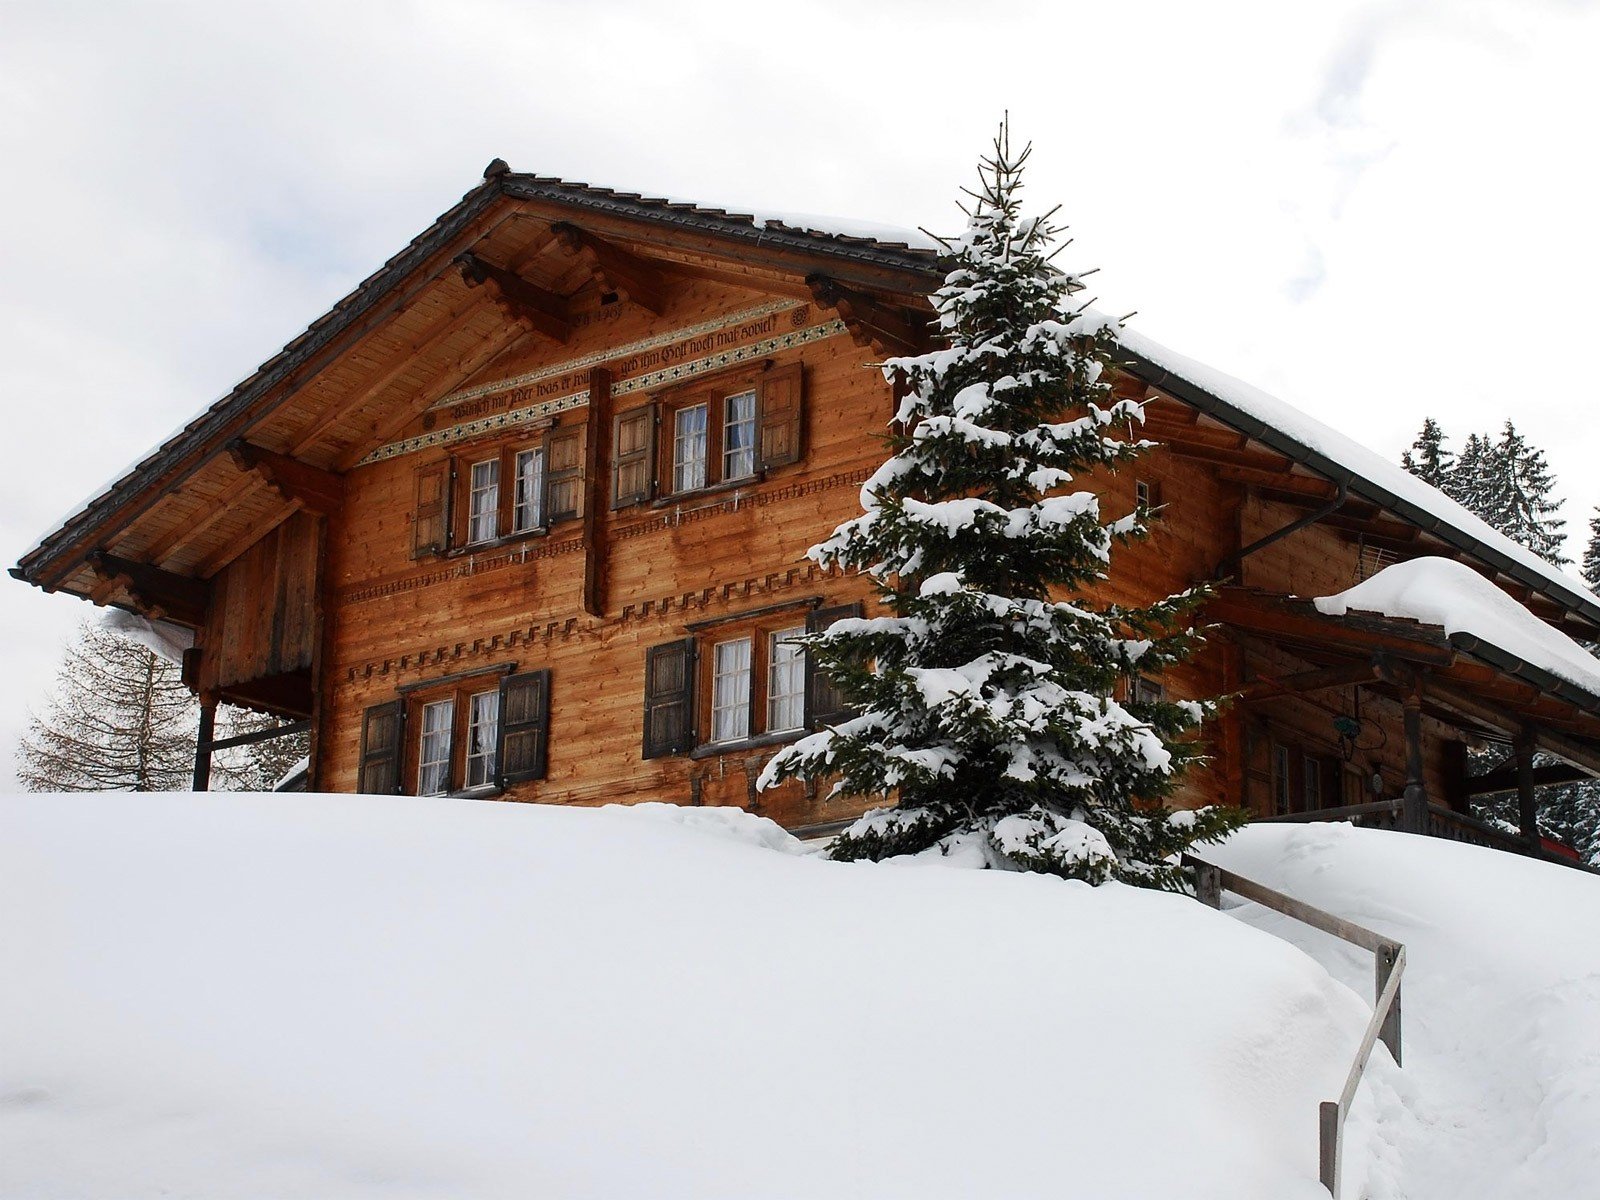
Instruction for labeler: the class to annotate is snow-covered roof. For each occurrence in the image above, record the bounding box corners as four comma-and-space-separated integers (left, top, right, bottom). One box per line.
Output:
1115, 327, 1600, 630
1316, 557, 1600, 709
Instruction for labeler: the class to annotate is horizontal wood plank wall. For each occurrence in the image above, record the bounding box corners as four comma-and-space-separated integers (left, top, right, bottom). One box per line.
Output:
201, 510, 322, 694
308, 274, 1469, 828
320, 279, 891, 827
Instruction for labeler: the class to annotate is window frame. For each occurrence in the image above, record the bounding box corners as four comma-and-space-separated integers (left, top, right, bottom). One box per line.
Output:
643, 601, 859, 763
651, 364, 799, 503
413, 420, 584, 559
465, 456, 501, 546
402, 671, 510, 797
766, 625, 807, 735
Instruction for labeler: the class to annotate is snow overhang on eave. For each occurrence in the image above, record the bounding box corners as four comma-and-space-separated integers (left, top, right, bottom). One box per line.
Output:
1118, 343, 1600, 637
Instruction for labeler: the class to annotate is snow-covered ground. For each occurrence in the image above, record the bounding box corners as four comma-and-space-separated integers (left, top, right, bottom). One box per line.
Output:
3, 792, 1363, 1199
1208, 822, 1600, 1199
3, 794, 1596, 1198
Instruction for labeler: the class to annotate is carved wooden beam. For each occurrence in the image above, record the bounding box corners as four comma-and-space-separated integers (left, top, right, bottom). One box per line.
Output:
88, 551, 209, 626
806, 273, 928, 357
549, 222, 667, 315
227, 440, 344, 515
456, 251, 572, 342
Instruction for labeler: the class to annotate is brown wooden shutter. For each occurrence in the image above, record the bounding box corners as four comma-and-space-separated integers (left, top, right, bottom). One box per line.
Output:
643, 638, 696, 759
412, 461, 450, 558
613, 404, 655, 508
358, 700, 406, 794
807, 602, 862, 729
545, 427, 584, 523
497, 669, 550, 785
758, 362, 804, 470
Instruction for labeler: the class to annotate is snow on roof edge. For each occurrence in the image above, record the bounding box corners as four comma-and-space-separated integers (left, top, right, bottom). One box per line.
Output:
1113, 324, 1600, 624
1315, 557, 1600, 708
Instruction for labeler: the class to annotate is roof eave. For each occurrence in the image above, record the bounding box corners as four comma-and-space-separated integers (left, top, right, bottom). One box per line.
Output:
1120, 344, 1600, 635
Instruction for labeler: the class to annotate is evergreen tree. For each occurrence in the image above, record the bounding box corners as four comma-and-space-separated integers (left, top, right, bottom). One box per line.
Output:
1477, 421, 1567, 565
759, 124, 1242, 888
1582, 510, 1600, 592
1401, 418, 1454, 492
1451, 432, 1493, 514
19, 620, 195, 791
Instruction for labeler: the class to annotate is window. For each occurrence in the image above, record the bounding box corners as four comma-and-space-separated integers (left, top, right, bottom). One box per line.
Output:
466, 690, 500, 788
467, 459, 500, 545
711, 637, 753, 743
418, 699, 455, 795
359, 669, 550, 796
1131, 676, 1165, 706
767, 627, 806, 733
1271, 743, 1291, 816
614, 362, 804, 508
723, 390, 757, 481
641, 601, 861, 759
1302, 752, 1322, 810
673, 403, 709, 493
410, 424, 583, 559
512, 448, 544, 533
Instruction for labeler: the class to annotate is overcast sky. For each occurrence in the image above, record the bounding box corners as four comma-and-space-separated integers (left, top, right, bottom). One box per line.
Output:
2, 0, 1597, 785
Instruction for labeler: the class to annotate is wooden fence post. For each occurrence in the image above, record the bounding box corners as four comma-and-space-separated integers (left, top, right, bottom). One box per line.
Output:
1376, 943, 1402, 1067
1319, 1100, 1340, 1196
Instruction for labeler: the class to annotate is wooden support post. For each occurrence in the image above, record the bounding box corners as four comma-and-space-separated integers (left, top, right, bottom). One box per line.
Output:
1401, 681, 1428, 835
192, 696, 217, 792
1194, 861, 1223, 909
581, 367, 609, 618
1515, 728, 1541, 855
1319, 1101, 1340, 1196
1376, 943, 1402, 1067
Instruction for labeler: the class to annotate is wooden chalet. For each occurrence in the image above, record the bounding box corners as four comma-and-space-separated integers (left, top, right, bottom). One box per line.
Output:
16, 160, 1600, 857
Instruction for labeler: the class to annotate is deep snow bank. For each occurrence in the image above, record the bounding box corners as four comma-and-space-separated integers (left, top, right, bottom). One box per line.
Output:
1, 792, 1363, 1200
1208, 823, 1600, 1200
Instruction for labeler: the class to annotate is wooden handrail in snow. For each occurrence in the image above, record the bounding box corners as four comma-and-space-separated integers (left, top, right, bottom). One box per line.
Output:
1183, 855, 1405, 1199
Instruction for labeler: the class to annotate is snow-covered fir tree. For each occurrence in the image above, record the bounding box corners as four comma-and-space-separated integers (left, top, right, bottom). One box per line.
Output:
758, 125, 1242, 889
1450, 432, 1493, 514
1478, 421, 1567, 565
1401, 417, 1454, 493
1583, 510, 1600, 592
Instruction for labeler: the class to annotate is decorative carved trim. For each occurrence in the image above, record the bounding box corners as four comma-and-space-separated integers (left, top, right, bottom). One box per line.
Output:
341, 556, 841, 684
357, 316, 847, 467
337, 535, 582, 606
613, 468, 871, 542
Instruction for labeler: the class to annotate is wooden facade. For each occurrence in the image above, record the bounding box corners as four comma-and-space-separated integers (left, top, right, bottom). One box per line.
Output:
16, 164, 1600, 847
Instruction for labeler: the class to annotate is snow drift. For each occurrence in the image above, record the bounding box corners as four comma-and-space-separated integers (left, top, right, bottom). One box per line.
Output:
1, 792, 1363, 1200
1209, 822, 1600, 1200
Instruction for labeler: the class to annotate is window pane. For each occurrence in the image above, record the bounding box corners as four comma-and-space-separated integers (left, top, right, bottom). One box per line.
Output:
418, 698, 455, 795
513, 448, 544, 532
468, 459, 500, 544
711, 637, 752, 743
467, 690, 500, 788
674, 404, 708, 492
768, 627, 806, 733
723, 390, 757, 480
